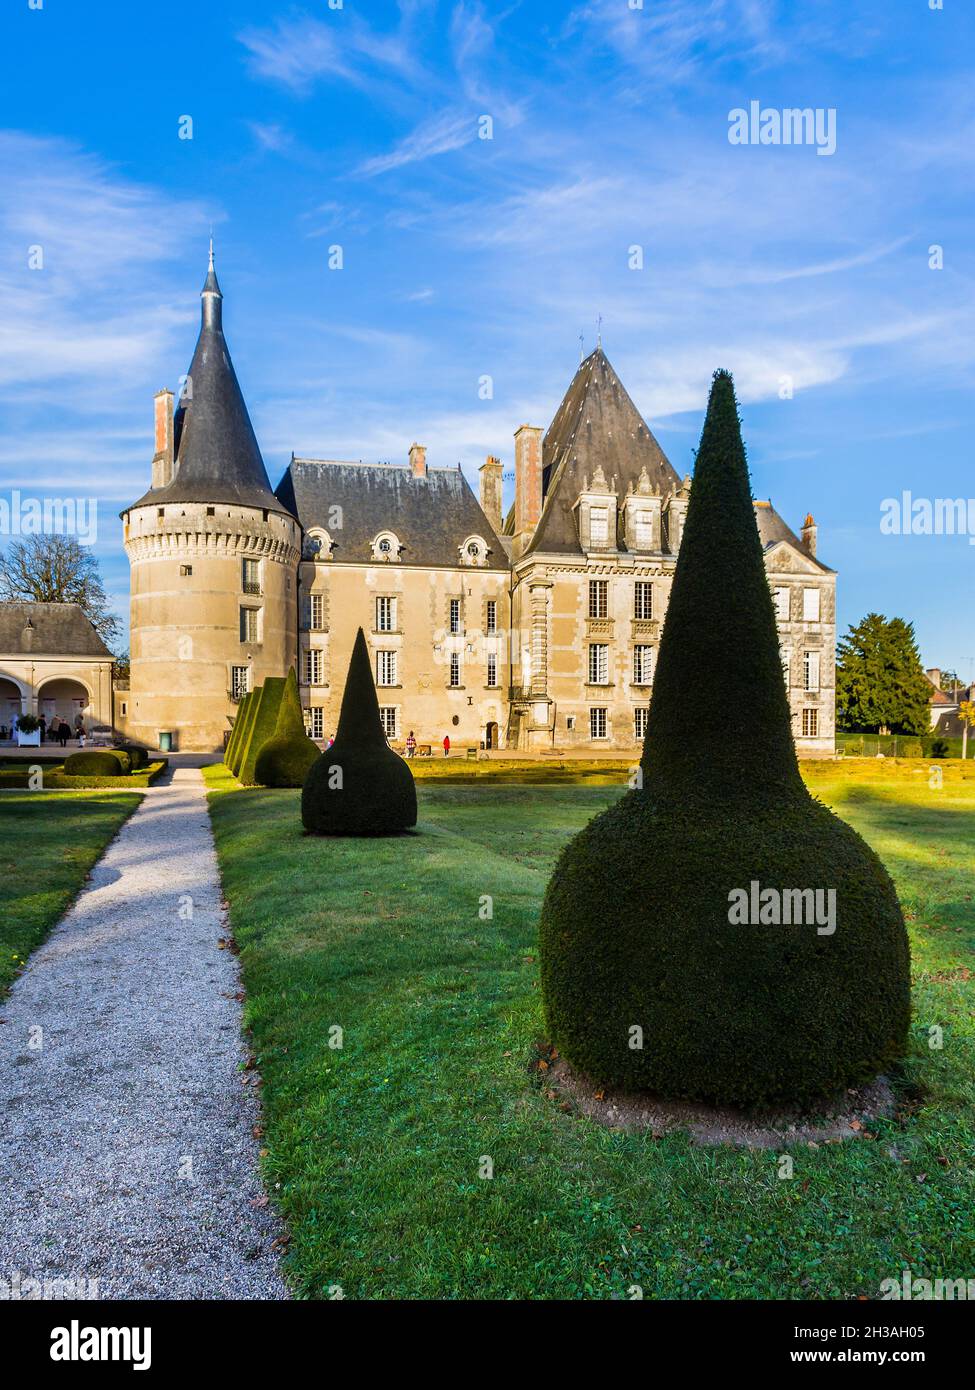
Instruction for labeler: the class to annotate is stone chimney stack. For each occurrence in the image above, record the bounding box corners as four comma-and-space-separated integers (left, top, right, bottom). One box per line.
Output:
409, 442, 427, 479
479, 455, 503, 532
152, 388, 175, 489
514, 425, 543, 536
801, 512, 818, 558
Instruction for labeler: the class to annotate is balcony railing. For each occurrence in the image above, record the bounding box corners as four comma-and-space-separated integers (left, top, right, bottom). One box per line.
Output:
242, 581, 262, 596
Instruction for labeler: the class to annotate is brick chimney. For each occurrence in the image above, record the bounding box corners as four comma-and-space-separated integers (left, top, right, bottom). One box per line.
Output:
479, 455, 503, 532
409, 442, 427, 479
151, 388, 175, 489
801, 512, 818, 558
514, 425, 543, 536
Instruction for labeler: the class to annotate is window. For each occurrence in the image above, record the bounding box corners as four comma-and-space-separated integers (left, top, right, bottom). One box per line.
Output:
308, 593, 324, 631
802, 587, 821, 622
780, 645, 791, 685
634, 581, 653, 621
449, 598, 462, 634
242, 558, 262, 596
231, 666, 250, 700
377, 650, 397, 686
304, 649, 323, 686
803, 650, 820, 692
449, 652, 461, 687
802, 708, 819, 738
305, 706, 324, 740
378, 537, 392, 554
635, 512, 653, 548
589, 507, 609, 545
376, 596, 397, 632
589, 579, 608, 619
180, 564, 192, 577
379, 707, 397, 739
487, 654, 498, 687
121, 701, 127, 717
240, 607, 260, 643
486, 599, 497, 635
633, 645, 654, 685
774, 587, 790, 622
590, 707, 608, 740
206, 507, 215, 517
566, 715, 576, 732
588, 643, 609, 685
634, 707, 649, 740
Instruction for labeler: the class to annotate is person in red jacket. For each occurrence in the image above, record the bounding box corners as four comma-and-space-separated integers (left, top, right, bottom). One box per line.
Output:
442, 734, 450, 757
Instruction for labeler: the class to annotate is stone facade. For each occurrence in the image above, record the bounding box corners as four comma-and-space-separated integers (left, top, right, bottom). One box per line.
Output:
121, 262, 836, 756
0, 603, 114, 733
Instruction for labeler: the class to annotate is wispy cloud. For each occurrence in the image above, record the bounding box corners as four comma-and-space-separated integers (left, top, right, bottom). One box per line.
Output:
355, 109, 478, 176
238, 14, 420, 95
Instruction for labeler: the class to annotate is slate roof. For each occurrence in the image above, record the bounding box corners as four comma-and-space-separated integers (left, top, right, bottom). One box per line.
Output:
128, 255, 288, 517
523, 347, 682, 556
754, 500, 834, 573
0, 602, 113, 658
276, 459, 508, 569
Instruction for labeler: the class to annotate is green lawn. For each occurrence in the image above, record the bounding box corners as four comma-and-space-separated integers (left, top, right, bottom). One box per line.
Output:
0, 791, 142, 997
206, 769, 975, 1299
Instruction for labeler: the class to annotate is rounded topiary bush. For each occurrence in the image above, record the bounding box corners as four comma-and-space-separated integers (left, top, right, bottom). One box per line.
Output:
63, 749, 130, 777
302, 628, 417, 836
117, 743, 149, 769
538, 369, 911, 1108
255, 668, 320, 788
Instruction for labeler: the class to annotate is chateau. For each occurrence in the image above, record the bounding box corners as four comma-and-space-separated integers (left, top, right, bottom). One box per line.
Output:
119, 255, 836, 755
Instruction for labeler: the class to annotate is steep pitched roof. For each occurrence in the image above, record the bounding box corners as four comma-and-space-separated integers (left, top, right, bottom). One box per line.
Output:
754, 500, 834, 573
0, 602, 113, 658
525, 347, 681, 555
276, 459, 509, 569
128, 254, 288, 516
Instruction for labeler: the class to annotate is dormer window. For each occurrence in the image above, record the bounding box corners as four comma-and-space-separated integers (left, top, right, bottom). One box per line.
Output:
303, 528, 333, 560
589, 508, 609, 545
460, 534, 489, 567
371, 531, 402, 562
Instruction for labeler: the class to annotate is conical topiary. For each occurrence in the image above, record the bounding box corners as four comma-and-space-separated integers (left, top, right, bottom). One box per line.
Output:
539, 370, 910, 1107
238, 676, 286, 785
255, 667, 320, 788
301, 628, 417, 835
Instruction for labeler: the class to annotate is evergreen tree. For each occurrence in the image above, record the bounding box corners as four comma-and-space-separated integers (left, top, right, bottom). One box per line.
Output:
255, 667, 320, 787
538, 371, 911, 1107
836, 613, 931, 734
302, 629, 417, 835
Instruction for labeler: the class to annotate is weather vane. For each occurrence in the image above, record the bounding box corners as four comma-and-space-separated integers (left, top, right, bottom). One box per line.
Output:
578, 330, 585, 363
596, 314, 602, 348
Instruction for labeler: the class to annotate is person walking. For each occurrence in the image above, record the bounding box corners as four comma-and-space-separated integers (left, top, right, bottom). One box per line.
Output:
58, 719, 70, 748
406, 730, 417, 759
442, 734, 450, 758
38, 715, 47, 743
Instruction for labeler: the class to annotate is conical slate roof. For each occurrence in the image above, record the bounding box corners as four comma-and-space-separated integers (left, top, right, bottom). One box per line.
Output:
526, 347, 681, 555
129, 251, 288, 515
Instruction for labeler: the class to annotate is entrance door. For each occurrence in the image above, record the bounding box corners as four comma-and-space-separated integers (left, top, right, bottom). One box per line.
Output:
485, 721, 498, 749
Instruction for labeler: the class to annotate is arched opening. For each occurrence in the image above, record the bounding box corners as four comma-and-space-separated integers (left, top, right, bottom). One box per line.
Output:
36, 678, 92, 739
0, 676, 24, 740
485, 721, 499, 749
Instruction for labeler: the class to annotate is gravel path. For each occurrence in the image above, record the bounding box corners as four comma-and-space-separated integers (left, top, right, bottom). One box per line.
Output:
0, 768, 287, 1300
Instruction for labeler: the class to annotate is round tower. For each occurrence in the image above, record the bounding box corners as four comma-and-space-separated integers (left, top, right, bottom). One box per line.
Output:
121, 250, 299, 752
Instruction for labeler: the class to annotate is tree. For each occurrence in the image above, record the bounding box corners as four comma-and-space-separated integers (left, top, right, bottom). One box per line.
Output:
302, 628, 416, 836
255, 667, 320, 787
835, 613, 931, 735
0, 534, 120, 645
960, 701, 975, 761
538, 370, 910, 1107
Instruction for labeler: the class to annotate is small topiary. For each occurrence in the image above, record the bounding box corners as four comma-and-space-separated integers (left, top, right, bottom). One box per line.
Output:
302, 628, 417, 836
117, 743, 149, 770
255, 668, 320, 788
929, 738, 949, 759
64, 749, 130, 777
538, 370, 911, 1108
237, 678, 286, 785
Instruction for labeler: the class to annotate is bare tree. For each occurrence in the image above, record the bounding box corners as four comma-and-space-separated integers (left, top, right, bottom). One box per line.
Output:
0, 535, 121, 645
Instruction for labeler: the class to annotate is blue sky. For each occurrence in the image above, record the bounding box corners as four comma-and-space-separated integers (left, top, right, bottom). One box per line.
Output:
2, 0, 973, 675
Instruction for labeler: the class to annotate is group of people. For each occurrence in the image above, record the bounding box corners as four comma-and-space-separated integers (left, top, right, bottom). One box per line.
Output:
1, 714, 85, 747
403, 732, 452, 758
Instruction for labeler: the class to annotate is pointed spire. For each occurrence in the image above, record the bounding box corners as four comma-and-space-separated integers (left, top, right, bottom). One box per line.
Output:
640, 369, 804, 805
201, 237, 222, 329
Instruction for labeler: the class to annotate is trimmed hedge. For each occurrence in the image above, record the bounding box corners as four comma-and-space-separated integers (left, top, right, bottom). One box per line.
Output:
538, 370, 911, 1107
225, 691, 253, 773
117, 743, 149, 770
255, 668, 320, 788
229, 692, 259, 777
302, 628, 417, 836
63, 749, 131, 777
237, 678, 286, 786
